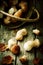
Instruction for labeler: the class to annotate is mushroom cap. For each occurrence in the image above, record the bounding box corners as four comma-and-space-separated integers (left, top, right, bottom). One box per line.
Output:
24, 40, 34, 51
33, 29, 40, 35
2, 55, 13, 64
8, 37, 17, 49
19, 55, 28, 64
11, 44, 20, 55
33, 39, 40, 47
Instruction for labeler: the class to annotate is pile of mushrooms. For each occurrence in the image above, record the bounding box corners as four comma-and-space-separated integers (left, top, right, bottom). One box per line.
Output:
0, 0, 40, 27
0, 28, 41, 64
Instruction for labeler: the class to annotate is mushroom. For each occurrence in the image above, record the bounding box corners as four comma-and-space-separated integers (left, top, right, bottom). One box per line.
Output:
2, 55, 13, 64
10, 44, 20, 55
0, 43, 8, 52
24, 39, 40, 51
8, 37, 17, 49
4, 6, 17, 24
8, 7, 17, 14
8, 38, 20, 55
4, 16, 11, 24
24, 40, 34, 51
33, 29, 40, 35
19, 1, 28, 12
16, 28, 27, 40
11, 9, 23, 22
19, 55, 28, 64
33, 39, 40, 47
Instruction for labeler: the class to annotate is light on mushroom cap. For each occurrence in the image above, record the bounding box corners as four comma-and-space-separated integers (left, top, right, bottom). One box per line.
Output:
16, 35, 23, 40
19, 1, 28, 12
16, 28, 27, 40
8, 37, 17, 49
21, 28, 27, 35
10, 44, 20, 55
19, 55, 28, 63
33, 29, 40, 35
21, 55, 27, 59
8, 8, 15, 14
33, 39, 40, 47
4, 17, 11, 24
24, 40, 34, 51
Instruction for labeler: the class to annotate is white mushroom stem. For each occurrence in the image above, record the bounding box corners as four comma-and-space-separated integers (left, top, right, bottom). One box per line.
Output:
16, 28, 27, 40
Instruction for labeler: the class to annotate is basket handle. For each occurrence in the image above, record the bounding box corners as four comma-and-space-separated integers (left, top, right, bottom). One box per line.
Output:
0, 7, 40, 22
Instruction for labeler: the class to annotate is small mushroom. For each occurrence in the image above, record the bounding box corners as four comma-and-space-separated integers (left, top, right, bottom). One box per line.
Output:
12, 9, 23, 22
2, 55, 13, 64
8, 7, 17, 14
33, 29, 40, 35
24, 39, 40, 51
4, 7, 17, 24
24, 40, 34, 51
33, 39, 40, 47
8, 37, 17, 49
10, 44, 20, 55
19, 1, 28, 12
4, 16, 11, 24
19, 55, 28, 64
16, 28, 27, 40
0, 43, 8, 52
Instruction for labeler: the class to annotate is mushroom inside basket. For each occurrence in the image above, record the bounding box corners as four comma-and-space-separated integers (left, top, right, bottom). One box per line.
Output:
0, 0, 40, 29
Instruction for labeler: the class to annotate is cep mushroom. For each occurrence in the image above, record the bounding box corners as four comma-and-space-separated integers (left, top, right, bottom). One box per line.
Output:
19, 55, 28, 64
2, 55, 13, 65
0, 43, 8, 52
16, 28, 27, 40
24, 39, 40, 51
8, 37, 17, 49
19, 1, 28, 12
11, 9, 23, 22
10, 44, 20, 55
12, 1, 28, 22
8, 38, 20, 55
24, 40, 34, 51
33, 29, 40, 35
33, 39, 40, 47
4, 6, 17, 24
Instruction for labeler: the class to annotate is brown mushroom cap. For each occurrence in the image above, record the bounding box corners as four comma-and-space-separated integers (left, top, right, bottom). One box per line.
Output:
2, 55, 13, 64
19, 55, 28, 64
11, 44, 20, 55
19, 1, 28, 12
0, 43, 8, 52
